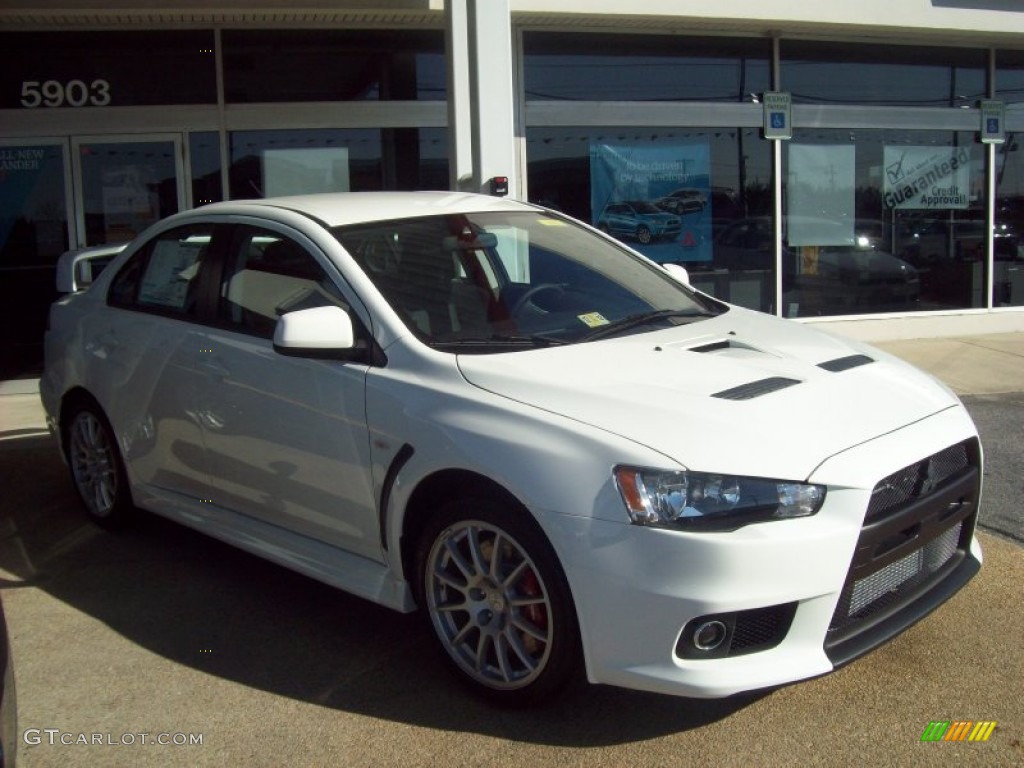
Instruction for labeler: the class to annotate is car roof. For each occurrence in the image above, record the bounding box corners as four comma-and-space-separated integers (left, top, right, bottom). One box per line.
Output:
194, 191, 537, 228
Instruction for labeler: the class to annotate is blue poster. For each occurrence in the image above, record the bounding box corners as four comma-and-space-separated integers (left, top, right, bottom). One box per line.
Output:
590, 143, 712, 263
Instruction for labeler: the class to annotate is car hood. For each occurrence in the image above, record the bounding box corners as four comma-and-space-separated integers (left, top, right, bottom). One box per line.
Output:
456, 307, 959, 480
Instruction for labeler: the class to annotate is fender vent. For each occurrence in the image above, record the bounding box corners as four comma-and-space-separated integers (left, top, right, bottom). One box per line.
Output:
818, 354, 875, 372
711, 377, 801, 400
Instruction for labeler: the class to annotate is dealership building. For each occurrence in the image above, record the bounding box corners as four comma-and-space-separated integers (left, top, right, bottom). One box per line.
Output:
2, 0, 1024, 375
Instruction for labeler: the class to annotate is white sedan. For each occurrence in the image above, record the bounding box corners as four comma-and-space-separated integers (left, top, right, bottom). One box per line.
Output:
42, 192, 982, 705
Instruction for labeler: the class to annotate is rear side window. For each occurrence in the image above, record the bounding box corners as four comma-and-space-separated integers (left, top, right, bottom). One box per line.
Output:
218, 227, 347, 338
108, 225, 214, 315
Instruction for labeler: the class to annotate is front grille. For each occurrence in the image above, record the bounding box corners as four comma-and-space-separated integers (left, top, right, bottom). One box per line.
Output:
839, 523, 961, 622
866, 441, 970, 524
825, 438, 981, 662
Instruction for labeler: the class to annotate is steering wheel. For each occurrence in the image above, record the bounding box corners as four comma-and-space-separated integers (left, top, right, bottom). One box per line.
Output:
510, 283, 566, 316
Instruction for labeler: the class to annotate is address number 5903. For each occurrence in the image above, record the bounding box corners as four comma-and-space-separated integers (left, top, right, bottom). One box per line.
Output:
21, 79, 112, 108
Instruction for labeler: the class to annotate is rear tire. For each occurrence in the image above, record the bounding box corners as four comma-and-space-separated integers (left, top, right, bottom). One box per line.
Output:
64, 398, 133, 529
415, 496, 581, 706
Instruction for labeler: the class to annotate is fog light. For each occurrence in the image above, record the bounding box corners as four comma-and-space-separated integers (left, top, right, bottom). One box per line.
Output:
692, 620, 728, 651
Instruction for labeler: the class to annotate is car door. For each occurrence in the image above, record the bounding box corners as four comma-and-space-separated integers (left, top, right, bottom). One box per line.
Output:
193, 224, 380, 560
100, 222, 223, 502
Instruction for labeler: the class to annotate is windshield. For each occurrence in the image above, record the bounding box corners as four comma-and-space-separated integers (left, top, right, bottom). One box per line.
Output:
334, 210, 724, 351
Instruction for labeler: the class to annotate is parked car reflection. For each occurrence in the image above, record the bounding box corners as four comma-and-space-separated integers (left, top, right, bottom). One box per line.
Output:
654, 188, 707, 216
596, 201, 682, 244
692, 217, 920, 316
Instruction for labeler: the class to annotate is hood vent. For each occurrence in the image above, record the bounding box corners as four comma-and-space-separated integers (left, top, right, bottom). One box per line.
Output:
689, 340, 732, 354
818, 354, 875, 373
712, 376, 801, 401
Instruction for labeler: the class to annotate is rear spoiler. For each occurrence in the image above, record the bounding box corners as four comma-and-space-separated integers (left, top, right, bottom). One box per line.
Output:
55, 244, 127, 293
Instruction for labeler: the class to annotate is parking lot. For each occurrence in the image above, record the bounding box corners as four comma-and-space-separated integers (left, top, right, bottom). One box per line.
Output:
1, 333, 1022, 767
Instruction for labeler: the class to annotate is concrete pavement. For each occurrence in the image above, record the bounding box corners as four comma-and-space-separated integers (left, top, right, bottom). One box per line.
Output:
1, 332, 1022, 767
872, 333, 1024, 396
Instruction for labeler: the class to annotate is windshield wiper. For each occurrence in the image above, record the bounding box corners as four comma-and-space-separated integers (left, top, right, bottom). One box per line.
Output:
581, 309, 713, 342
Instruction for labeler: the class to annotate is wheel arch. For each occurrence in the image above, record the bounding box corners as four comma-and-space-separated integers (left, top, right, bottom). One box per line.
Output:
57, 386, 104, 458
398, 469, 536, 602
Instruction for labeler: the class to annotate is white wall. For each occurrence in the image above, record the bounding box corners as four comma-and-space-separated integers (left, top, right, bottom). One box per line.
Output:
509, 0, 1024, 38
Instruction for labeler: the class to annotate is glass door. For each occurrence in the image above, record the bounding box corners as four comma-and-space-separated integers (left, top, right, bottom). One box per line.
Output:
0, 139, 73, 376
72, 135, 185, 246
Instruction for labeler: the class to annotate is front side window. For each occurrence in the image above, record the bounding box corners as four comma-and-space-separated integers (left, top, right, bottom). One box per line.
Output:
108, 225, 213, 315
219, 228, 346, 338
335, 211, 723, 351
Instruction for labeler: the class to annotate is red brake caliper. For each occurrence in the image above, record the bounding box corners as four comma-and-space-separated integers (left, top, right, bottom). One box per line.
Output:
520, 567, 548, 654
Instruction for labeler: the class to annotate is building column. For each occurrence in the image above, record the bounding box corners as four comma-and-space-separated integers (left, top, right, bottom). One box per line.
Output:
446, 0, 517, 197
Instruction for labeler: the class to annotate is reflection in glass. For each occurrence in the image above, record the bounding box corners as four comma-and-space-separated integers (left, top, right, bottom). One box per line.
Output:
996, 49, 1024, 113
0, 144, 68, 266
0, 143, 70, 374
995, 134, 1024, 307
229, 129, 448, 199
782, 130, 985, 317
781, 41, 986, 107
523, 33, 770, 103
222, 30, 446, 103
0, 30, 216, 108
190, 132, 223, 207
526, 127, 773, 312
79, 141, 179, 246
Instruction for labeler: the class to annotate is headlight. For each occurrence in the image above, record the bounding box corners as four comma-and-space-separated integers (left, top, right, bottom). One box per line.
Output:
613, 466, 825, 531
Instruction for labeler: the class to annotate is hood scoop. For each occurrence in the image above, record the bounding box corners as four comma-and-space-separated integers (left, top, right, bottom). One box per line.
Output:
711, 376, 802, 401
685, 336, 764, 357
818, 354, 875, 373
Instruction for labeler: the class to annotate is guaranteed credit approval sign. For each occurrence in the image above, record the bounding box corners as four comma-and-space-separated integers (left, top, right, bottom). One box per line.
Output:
883, 145, 971, 209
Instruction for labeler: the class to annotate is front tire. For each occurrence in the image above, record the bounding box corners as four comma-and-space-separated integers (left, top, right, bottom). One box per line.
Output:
64, 399, 133, 529
415, 497, 580, 706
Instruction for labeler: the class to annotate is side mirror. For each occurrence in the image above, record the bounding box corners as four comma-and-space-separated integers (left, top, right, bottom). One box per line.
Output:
55, 245, 125, 293
663, 263, 691, 286
273, 305, 358, 359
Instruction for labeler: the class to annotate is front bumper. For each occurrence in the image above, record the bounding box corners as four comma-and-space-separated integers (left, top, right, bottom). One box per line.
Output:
539, 405, 981, 698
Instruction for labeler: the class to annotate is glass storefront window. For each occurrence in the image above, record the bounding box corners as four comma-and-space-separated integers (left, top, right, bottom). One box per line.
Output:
190, 132, 223, 207
523, 33, 770, 102
0, 144, 68, 267
996, 49, 1024, 115
526, 127, 774, 312
0, 142, 70, 375
222, 30, 446, 103
229, 128, 448, 199
782, 130, 985, 317
0, 31, 216, 108
780, 42, 987, 108
995, 137, 1024, 307
78, 139, 181, 246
